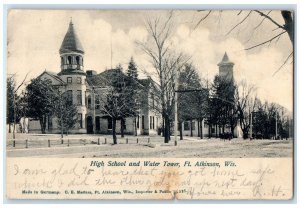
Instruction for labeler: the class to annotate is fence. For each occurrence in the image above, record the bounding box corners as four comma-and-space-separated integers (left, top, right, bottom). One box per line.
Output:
7, 137, 152, 149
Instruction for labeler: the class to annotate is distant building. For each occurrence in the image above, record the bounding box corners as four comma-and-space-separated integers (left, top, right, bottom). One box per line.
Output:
29, 20, 162, 135
176, 52, 242, 138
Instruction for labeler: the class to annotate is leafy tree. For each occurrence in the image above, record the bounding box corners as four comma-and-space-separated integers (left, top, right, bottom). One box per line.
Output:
178, 64, 208, 139
55, 91, 78, 136
210, 75, 238, 136
24, 78, 58, 134
6, 77, 16, 133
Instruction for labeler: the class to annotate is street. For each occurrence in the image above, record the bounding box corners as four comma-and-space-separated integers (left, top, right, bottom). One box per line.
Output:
6, 133, 293, 158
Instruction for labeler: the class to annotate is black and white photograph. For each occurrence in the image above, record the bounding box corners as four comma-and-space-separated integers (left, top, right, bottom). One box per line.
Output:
6, 9, 294, 158
4, 6, 296, 201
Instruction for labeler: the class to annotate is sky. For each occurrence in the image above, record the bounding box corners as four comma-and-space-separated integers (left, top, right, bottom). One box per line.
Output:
7, 10, 293, 111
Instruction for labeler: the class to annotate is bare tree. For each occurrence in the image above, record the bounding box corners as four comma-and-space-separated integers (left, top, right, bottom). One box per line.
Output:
139, 12, 190, 143
236, 80, 256, 139
97, 68, 140, 144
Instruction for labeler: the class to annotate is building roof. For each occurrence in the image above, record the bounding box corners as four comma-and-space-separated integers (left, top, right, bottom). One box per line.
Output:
57, 69, 86, 76
86, 69, 126, 88
218, 52, 234, 66
86, 69, 146, 89
59, 20, 84, 54
37, 70, 66, 85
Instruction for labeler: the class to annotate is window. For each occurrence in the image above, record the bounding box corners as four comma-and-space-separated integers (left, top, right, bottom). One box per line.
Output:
77, 77, 82, 84
67, 56, 72, 65
150, 116, 153, 129
77, 90, 82, 105
66, 90, 73, 105
87, 95, 92, 109
153, 116, 155, 129
184, 121, 190, 131
151, 93, 155, 109
123, 119, 126, 130
61, 57, 64, 66
76, 56, 80, 65
96, 117, 100, 131
137, 116, 140, 128
142, 116, 145, 129
78, 113, 82, 128
108, 117, 112, 130
67, 77, 72, 83
211, 127, 215, 134
192, 121, 195, 130
95, 95, 100, 109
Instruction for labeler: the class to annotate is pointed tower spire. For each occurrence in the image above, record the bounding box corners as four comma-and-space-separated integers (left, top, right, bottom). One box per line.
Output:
218, 51, 233, 66
218, 51, 234, 81
58, 20, 86, 75
59, 20, 84, 54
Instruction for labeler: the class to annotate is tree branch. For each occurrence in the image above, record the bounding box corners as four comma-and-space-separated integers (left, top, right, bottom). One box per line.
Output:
245, 31, 286, 50
254, 10, 285, 30
194, 10, 212, 29
226, 11, 252, 36
272, 52, 293, 76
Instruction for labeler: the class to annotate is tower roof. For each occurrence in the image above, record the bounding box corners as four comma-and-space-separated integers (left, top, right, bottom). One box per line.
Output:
218, 52, 234, 66
59, 20, 84, 54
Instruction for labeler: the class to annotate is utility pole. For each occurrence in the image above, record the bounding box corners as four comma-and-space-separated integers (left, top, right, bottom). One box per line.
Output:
275, 112, 278, 139
249, 111, 252, 139
174, 68, 178, 146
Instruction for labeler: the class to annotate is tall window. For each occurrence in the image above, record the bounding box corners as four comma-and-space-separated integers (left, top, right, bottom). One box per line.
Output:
87, 95, 92, 109
123, 119, 126, 130
78, 113, 82, 128
151, 93, 155, 109
142, 116, 145, 129
108, 117, 112, 130
77, 77, 82, 84
137, 116, 140, 128
95, 95, 100, 109
192, 121, 195, 130
153, 116, 155, 129
184, 121, 190, 131
150, 116, 153, 129
66, 90, 73, 105
77, 90, 82, 105
67, 56, 72, 65
67, 77, 72, 83
76, 56, 80, 65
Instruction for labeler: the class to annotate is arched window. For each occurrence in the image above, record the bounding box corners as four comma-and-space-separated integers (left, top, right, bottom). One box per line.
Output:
67, 56, 72, 65
80, 57, 83, 65
76, 56, 80, 65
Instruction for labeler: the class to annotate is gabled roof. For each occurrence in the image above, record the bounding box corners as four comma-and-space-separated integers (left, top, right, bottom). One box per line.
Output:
37, 70, 66, 85
59, 20, 84, 54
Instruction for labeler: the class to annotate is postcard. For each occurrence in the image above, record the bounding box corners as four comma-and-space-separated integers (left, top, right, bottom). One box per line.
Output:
6, 9, 294, 200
